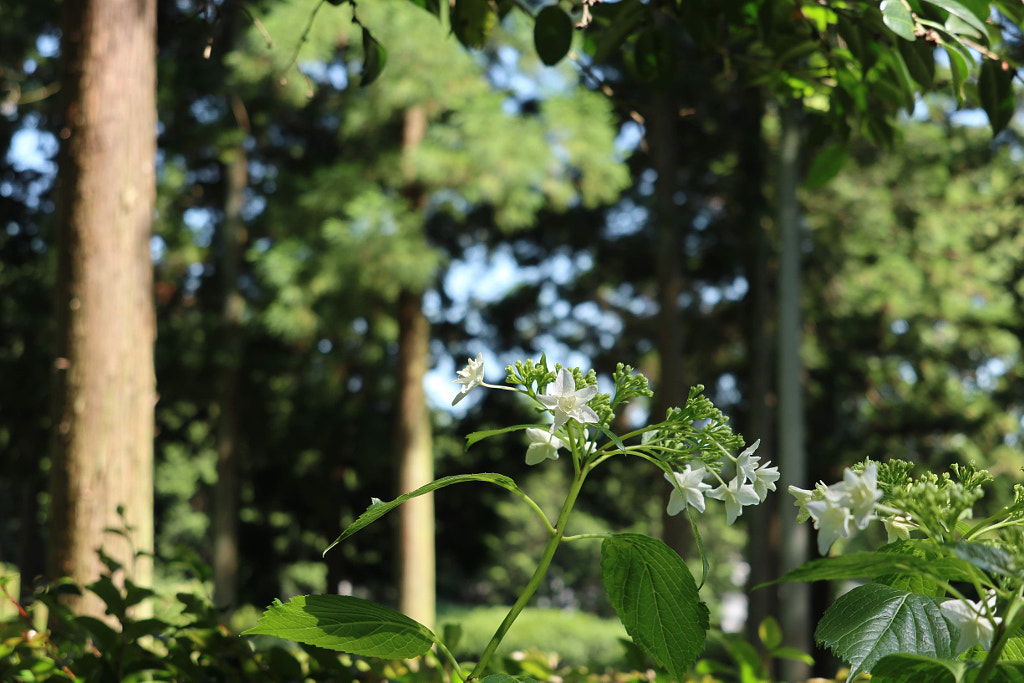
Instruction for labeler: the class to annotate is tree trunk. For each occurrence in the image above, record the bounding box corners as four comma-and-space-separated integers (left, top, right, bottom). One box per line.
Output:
212, 100, 249, 613
395, 104, 435, 629
647, 93, 689, 555
50, 0, 157, 619
775, 103, 812, 681
395, 289, 435, 629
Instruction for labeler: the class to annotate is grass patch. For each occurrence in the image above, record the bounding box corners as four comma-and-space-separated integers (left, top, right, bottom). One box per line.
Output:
439, 605, 629, 669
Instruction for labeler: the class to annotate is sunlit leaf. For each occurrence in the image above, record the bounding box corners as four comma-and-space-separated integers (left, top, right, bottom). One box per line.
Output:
815, 584, 954, 680
881, 0, 918, 41
601, 534, 707, 680
324, 473, 526, 554
243, 595, 435, 658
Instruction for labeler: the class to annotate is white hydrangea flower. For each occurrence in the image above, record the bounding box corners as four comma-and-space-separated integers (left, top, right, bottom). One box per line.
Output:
830, 463, 881, 530
525, 428, 566, 466
536, 368, 599, 433
752, 462, 780, 502
806, 494, 854, 555
734, 439, 762, 482
883, 514, 915, 543
941, 591, 1001, 653
789, 485, 816, 524
707, 476, 760, 524
665, 466, 713, 515
452, 353, 485, 405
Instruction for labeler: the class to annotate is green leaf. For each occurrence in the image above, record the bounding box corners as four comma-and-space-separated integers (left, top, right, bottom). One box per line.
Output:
1001, 638, 1024, 661
324, 473, 526, 555
406, 0, 441, 18
881, 0, 918, 41
770, 548, 979, 586
979, 59, 1015, 134
922, 0, 989, 37
601, 534, 707, 680
885, 45, 920, 109
759, 616, 782, 650
481, 676, 539, 683
771, 646, 815, 665
815, 584, 955, 680
466, 424, 538, 449
951, 541, 1017, 577
973, 662, 1024, 682
805, 144, 849, 188
897, 37, 935, 89
597, 425, 626, 455
870, 653, 964, 683
451, 0, 495, 49
242, 595, 435, 658
359, 27, 386, 87
943, 44, 970, 104
533, 6, 573, 66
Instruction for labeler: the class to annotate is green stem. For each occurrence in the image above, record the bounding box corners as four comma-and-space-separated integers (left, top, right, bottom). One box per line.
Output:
467, 466, 589, 679
432, 635, 467, 682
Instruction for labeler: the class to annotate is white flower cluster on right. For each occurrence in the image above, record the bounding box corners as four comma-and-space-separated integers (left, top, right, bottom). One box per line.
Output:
790, 463, 883, 555
665, 440, 779, 524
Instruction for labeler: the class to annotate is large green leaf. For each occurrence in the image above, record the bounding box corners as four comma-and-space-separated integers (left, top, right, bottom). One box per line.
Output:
952, 540, 1017, 578
979, 59, 1015, 134
870, 653, 965, 683
771, 548, 978, 586
898, 37, 935, 88
881, 0, 918, 41
243, 595, 435, 658
815, 584, 954, 681
601, 534, 707, 680
922, 0, 989, 37
805, 144, 849, 188
451, 0, 494, 49
534, 6, 573, 66
324, 473, 525, 555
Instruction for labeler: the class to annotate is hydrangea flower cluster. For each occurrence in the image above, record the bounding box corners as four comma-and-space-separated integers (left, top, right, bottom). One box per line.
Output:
790, 463, 883, 555
453, 354, 774, 525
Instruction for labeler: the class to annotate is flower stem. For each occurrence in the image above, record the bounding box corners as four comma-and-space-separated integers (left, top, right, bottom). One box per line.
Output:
467, 466, 589, 679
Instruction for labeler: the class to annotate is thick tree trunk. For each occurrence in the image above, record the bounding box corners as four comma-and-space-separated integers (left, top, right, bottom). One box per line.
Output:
395, 289, 435, 629
647, 93, 689, 555
395, 104, 435, 629
775, 103, 812, 681
212, 105, 248, 613
50, 0, 157, 618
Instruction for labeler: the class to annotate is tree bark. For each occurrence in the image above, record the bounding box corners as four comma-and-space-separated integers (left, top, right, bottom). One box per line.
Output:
50, 0, 157, 618
647, 93, 690, 555
212, 99, 249, 613
395, 289, 435, 629
395, 104, 435, 629
775, 103, 812, 682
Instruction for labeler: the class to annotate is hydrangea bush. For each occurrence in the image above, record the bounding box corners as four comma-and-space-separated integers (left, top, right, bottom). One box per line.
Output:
780, 459, 1024, 682
246, 355, 775, 681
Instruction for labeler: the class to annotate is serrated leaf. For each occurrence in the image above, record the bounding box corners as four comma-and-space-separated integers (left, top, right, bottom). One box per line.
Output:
815, 584, 954, 680
881, 0, 918, 40
769, 548, 980, 586
324, 473, 525, 555
870, 653, 964, 683
242, 595, 435, 658
979, 59, 1015, 134
601, 534, 707, 680
951, 541, 1017, 577
805, 144, 849, 188
534, 6, 573, 66
466, 424, 538, 449
923, 0, 988, 37
359, 27, 386, 86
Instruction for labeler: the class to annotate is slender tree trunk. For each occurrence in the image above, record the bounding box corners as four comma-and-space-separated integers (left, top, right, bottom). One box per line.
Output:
647, 94, 689, 554
50, 0, 157, 618
775, 103, 811, 681
396, 104, 435, 629
212, 99, 249, 613
395, 289, 435, 629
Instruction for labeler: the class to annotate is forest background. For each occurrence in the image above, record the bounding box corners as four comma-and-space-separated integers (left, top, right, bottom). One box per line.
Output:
2, 0, 1024, 678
